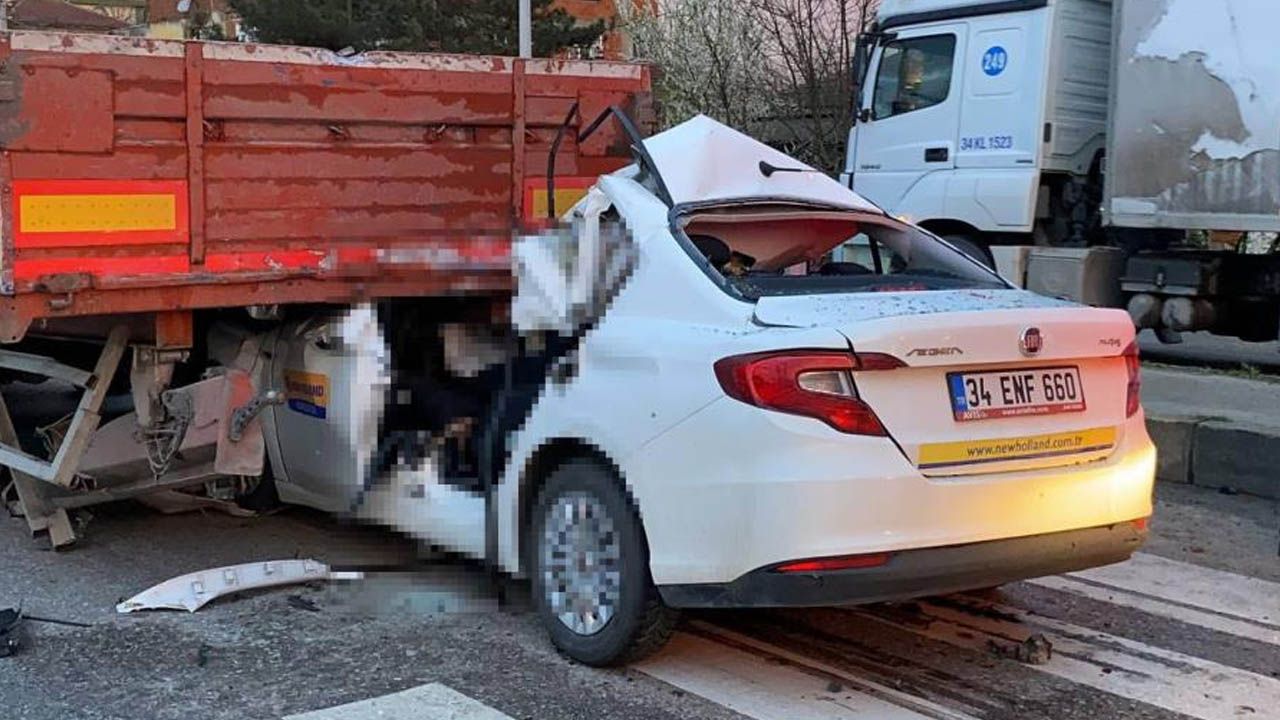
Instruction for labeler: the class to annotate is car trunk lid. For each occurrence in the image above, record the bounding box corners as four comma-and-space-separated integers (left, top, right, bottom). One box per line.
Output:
753, 290, 1137, 476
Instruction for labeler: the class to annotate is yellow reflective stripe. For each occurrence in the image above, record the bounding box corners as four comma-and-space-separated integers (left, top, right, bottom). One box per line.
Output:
19, 194, 177, 233
919, 427, 1118, 468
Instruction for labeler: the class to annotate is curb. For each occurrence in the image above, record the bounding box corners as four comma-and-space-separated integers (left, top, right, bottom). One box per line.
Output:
1146, 413, 1280, 500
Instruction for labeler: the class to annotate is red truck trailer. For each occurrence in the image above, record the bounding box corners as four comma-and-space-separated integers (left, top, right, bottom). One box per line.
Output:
0, 30, 652, 546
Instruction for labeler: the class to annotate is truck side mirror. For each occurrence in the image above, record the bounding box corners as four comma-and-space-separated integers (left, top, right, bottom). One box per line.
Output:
858, 107, 873, 124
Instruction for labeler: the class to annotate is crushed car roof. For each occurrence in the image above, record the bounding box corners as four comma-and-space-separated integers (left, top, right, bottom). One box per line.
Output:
638, 114, 882, 214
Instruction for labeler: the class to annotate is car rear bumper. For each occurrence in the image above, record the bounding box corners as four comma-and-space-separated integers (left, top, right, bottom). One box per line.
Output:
631, 396, 1156, 588
657, 520, 1147, 609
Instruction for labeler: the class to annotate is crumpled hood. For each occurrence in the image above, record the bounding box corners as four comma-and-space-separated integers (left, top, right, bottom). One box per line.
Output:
752, 289, 1077, 328
639, 115, 881, 212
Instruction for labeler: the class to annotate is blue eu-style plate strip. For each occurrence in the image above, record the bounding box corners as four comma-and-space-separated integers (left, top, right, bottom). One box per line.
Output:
948, 374, 968, 412
288, 398, 327, 419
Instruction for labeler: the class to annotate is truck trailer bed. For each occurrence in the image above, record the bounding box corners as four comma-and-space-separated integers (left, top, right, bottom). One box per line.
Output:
0, 31, 651, 343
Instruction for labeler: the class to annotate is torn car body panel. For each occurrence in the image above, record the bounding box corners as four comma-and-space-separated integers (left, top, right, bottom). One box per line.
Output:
641, 115, 882, 214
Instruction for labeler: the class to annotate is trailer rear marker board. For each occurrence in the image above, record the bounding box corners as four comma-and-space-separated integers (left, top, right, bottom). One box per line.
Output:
12, 180, 190, 248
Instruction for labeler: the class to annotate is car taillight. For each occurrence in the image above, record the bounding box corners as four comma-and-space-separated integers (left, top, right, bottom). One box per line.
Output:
1123, 341, 1141, 417
714, 350, 888, 435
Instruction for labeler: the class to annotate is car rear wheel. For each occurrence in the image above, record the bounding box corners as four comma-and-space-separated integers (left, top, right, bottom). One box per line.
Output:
531, 459, 678, 666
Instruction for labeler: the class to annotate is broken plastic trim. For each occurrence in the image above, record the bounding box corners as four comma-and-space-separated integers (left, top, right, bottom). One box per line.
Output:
116, 559, 363, 614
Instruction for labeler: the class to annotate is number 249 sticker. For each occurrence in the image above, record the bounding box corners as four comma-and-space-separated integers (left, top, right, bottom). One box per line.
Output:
982, 46, 1008, 76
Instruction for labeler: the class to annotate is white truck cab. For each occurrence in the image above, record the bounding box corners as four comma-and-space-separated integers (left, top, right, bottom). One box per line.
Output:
843, 0, 1111, 246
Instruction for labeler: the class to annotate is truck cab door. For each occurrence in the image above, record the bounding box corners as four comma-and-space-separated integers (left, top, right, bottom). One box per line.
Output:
851, 24, 967, 213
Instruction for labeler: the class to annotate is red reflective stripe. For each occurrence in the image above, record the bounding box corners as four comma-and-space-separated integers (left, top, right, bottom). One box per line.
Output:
13, 255, 190, 281
12, 179, 186, 196
336, 247, 378, 265
202, 251, 327, 273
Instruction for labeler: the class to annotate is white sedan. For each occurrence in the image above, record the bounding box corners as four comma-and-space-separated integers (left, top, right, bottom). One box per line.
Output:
263, 115, 1155, 667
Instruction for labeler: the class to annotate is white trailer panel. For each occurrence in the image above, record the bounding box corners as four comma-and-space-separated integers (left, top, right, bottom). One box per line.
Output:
1104, 0, 1280, 231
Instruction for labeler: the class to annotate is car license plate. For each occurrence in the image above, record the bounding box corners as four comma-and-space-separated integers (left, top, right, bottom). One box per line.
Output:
947, 366, 1086, 421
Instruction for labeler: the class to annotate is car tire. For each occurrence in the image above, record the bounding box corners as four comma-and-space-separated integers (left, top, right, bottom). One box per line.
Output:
943, 234, 996, 270
531, 459, 678, 666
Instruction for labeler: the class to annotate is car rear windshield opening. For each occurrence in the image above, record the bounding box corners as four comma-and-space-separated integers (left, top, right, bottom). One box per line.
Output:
677, 205, 1006, 299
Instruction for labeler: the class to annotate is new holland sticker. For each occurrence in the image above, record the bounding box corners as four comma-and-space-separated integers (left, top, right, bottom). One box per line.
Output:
284, 370, 330, 419
918, 427, 1117, 469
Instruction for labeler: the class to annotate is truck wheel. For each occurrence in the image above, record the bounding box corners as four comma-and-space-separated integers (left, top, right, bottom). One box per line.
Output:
531, 459, 678, 666
943, 234, 996, 270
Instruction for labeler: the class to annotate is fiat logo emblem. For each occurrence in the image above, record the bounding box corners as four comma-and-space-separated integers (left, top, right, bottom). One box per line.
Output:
1020, 327, 1044, 356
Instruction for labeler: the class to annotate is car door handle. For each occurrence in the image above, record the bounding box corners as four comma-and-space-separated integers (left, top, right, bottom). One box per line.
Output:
925, 147, 949, 162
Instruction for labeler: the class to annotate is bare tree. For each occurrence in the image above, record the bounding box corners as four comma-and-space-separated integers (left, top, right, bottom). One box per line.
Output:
752, 0, 878, 172
621, 0, 878, 174
619, 0, 769, 135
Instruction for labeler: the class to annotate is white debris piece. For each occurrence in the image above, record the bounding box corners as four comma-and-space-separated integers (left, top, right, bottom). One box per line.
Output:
116, 559, 363, 614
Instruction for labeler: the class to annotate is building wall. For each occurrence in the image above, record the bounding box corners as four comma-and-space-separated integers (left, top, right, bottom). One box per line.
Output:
554, 0, 634, 59
147, 18, 183, 39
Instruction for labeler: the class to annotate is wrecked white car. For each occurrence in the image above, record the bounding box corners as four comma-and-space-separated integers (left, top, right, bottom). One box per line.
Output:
243, 115, 1155, 666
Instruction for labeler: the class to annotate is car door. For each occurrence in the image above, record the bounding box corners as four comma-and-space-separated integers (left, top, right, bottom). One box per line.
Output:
851, 24, 967, 212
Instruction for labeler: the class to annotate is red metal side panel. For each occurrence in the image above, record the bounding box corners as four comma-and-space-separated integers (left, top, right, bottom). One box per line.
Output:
0, 31, 652, 342
1, 67, 114, 153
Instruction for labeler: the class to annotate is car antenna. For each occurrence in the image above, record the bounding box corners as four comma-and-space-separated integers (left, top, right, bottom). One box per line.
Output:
759, 160, 821, 178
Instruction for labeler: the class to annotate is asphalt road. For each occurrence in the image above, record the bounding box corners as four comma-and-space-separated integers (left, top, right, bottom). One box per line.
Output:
1, 481, 1276, 720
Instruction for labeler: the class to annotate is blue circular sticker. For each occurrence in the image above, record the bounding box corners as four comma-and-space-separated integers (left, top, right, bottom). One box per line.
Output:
982, 46, 1008, 76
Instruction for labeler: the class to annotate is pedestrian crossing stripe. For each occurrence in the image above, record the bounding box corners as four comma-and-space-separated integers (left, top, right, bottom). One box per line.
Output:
283, 682, 513, 720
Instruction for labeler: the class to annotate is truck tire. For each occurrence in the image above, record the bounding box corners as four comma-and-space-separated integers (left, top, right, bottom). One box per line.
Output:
943, 234, 996, 270
531, 459, 678, 666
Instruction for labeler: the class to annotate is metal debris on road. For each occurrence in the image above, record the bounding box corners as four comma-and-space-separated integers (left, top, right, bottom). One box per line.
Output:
0, 606, 93, 658
116, 559, 363, 614
988, 633, 1054, 665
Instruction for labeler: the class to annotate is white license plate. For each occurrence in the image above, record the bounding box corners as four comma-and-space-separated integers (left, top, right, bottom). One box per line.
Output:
947, 366, 1086, 422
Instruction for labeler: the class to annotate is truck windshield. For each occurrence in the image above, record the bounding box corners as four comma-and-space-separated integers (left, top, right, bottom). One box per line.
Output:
873, 34, 956, 119
678, 206, 1006, 299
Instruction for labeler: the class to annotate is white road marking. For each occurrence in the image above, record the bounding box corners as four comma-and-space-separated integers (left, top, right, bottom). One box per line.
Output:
1067, 552, 1280, 627
282, 682, 513, 720
854, 596, 1280, 720
635, 630, 957, 720
1030, 574, 1280, 646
